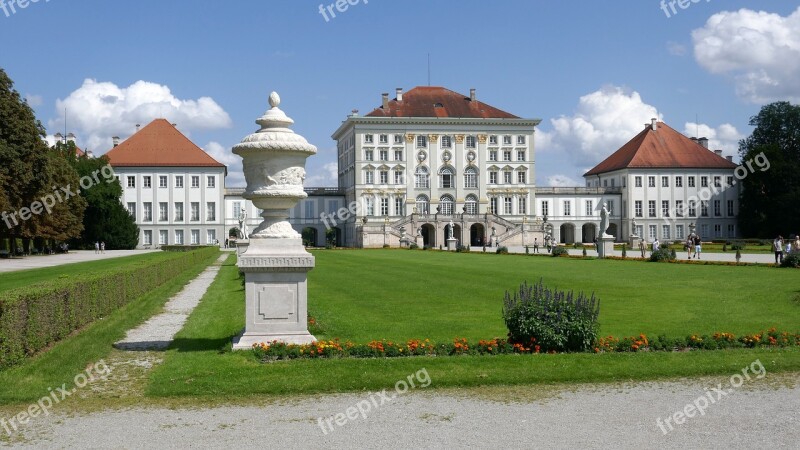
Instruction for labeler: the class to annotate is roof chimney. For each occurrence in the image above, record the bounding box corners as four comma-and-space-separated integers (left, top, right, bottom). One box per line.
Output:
86, 151, 94, 158
349, 109, 359, 117
470, 88, 477, 102
651, 118, 658, 131
698, 137, 709, 149
381, 93, 389, 109
135, 124, 141, 133
726, 155, 733, 162
66, 133, 76, 144
112, 136, 120, 147
396, 88, 403, 102
54, 132, 64, 143
714, 149, 723, 156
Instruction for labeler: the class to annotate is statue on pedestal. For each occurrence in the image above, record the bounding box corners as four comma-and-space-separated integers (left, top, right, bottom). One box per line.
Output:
448, 218, 454, 240
598, 202, 611, 239
238, 209, 249, 239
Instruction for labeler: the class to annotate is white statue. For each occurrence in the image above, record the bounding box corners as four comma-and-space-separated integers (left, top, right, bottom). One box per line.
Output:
239, 209, 249, 239
599, 202, 611, 239
448, 219, 454, 240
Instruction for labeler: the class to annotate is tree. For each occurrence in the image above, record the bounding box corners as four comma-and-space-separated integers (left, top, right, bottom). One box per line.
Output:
738, 102, 800, 237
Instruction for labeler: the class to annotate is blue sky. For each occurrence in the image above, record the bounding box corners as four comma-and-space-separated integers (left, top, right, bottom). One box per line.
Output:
2, 0, 798, 187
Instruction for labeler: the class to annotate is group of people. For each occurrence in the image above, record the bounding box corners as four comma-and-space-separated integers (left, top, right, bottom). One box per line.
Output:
685, 234, 703, 259
94, 241, 106, 254
773, 235, 800, 264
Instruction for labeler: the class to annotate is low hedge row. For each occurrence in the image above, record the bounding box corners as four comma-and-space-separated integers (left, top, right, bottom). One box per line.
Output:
0, 247, 219, 368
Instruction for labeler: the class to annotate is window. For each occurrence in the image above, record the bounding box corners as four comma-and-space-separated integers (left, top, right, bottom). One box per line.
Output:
416, 195, 429, 214
175, 202, 184, 221
191, 176, 200, 188
159, 202, 168, 222
701, 176, 708, 187
541, 200, 549, 217
727, 176, 734, 187
414, 166, 429, 188
518, 197, 527, 215
439, 195, 454, 215
394, 134, 403, 144
489, 171, 498, 185
636, 225, 644, 238
676, 225, 685, 238
688, 176, 695, 188
517, 171, 526, 184
464, 167, 478, 188
127, 202, 136, 219
512, 150, 522, 163
127, 176, 135, 188
207, 176, 215, 188
727, 200, 734, 216
380, 198, 389, 216
206, 202, 216, 221
504, 197, 513, 215
191, 202, 200, 221
490, 198, 498, 214
648, 176, 656, 187
304, 200, 314, 219
714, 200, 721, 217
503, 151, 512, 162
441, 136, 452, 148
379, 170, 388, 184
517, 136, 526, 145
466, 136, 476, 148
365, 197, 374, 216
365, 170, 374, 184
701, 224, 709, 238
676, 200, 684, 217
727, 224, 735, 238
489, 135, 498, 145
175, 176, 184, 188
159, 230, 168, 245
143, 230, 152, 246
439, 167, 454, 189
379, 134, 388, 144
465, 195, 478, 215
501, 171, 511, 184
662, 176, 668, 188
586, 200, 594, 216
662, 201, 670, 217
416, 135, 427, 148
635, 176, 642, 187
365, 134, 374, 144
233, 202, 241, 220
143, 176, 151, 188
394, 150, 403, 161
563, 201, 571, 216
675, 176, 683, 187
701, 201, 709, 217
635, 201, 643, 217
611, 179, 615, 187
365, 150, 374, 161
379, 150, 388, 161
207, 229, 216, 245
714, 224, 722, 238
489, 150, 498, 161
159, 175, 168, 188
649, 225, 657, 240
648, 200, 656, 217
394, 170, 404, 185
607, 200, 614, 213
503, 135, 512, 145
713, 176, 721, 188
688, 200, 696, 217
662, 225, 671, 240
603, 180, 608, 187
191, 230, 200, 245
175, 230, 184, 245
395, 197, 404, 216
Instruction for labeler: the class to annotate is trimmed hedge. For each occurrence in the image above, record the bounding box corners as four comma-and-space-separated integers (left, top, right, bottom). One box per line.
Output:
0, 247, 219, 368
161, 245, 218, 252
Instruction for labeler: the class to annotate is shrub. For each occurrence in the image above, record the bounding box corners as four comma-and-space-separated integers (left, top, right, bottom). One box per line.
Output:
161, 245, 217, 252
730, 242, 746, 251
502, 279, 600, 353
649, 248, 676, 262
582, 248, 587, 257
456, 245, 470, 253
496, 246, 509, 255
621, 244, 627, 258
409, 243, 419, 250
781, 251, 800, 268
551, 246, 569, 257
382, 244, 390, 249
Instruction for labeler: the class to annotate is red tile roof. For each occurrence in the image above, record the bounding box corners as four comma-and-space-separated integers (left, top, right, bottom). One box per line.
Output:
584, 122, 736, 176
365, 87, 519, 119
105, 119, 225, 168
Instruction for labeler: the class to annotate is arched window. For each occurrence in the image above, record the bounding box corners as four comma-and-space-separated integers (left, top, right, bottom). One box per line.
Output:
440, 194, 455, 215
415, 166, 429, 188
439, 166, 455, 189
464, 167, 478, 188
416, 195, 429, 215
465, 194, 478, 215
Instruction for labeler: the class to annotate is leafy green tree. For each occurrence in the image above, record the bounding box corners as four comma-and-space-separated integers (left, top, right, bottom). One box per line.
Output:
738, 102, 800, 237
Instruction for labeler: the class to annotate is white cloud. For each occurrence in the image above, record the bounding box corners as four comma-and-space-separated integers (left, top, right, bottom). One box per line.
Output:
682, 122, 744, 156
537, 86, 662, 167
305, 162, 338, 187
25, 93, 43, 107
545, 174, 580, 188
48, 79, 232, 153
203, 141, 245, 187
692, 7, 800, 103
667, 41, 687, 57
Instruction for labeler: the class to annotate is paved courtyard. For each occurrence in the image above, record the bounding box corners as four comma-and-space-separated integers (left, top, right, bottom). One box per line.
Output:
0, 250, 162, 273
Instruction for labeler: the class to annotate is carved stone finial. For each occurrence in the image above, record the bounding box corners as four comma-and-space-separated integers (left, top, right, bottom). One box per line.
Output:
269, 92, 281, 108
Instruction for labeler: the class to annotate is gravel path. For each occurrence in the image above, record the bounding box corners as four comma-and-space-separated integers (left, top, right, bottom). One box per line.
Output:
5, 374, 798, 449
113, 254, 227, 350
0, 250, 163, 273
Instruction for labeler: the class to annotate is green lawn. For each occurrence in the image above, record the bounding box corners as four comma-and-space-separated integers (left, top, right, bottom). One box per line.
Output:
0, 251, 185, 293
145, 250, 800, 398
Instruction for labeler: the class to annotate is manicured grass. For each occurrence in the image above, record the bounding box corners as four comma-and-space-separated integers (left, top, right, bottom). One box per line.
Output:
0, 250, 220, 404
147, 250, 800, 398
0, 251, 187, 293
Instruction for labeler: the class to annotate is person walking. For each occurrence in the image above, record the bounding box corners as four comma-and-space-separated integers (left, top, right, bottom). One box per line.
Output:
533, 238, 539, 253
100, 241, 105, 254
94, 241, 100, 254
774, 235, 784, 264
693, 234, 702, 259
793, 235, 800, 253
652, 238, 660, 254
685, 235, 693, 259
